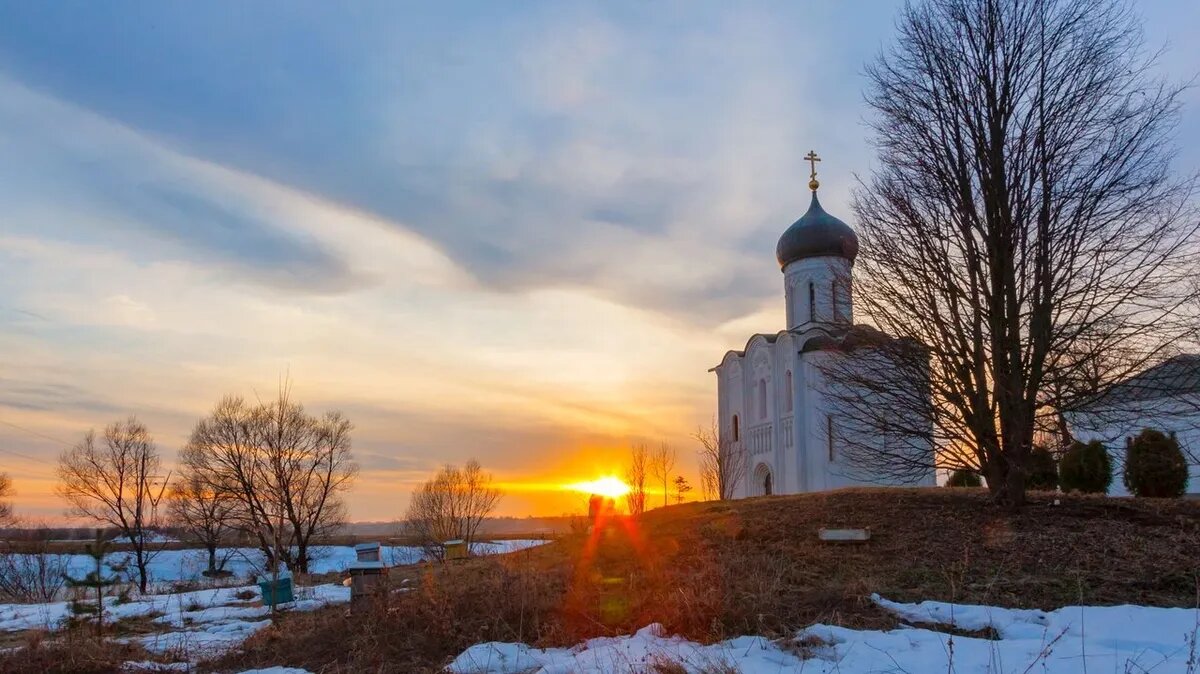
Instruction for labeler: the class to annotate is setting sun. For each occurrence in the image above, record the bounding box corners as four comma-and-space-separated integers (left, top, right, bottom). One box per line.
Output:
565, 476, 631, 499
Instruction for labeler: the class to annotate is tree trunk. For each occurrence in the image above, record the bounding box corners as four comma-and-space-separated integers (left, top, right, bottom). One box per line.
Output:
135, 553, 149, 593
295, 539, 309, 574
1003, 461, 1027, 508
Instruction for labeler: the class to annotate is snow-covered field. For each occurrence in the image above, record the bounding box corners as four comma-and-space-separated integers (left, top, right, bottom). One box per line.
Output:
16, 539, 546, 585
1, 580, 349, 665
448, 594, 1200, 674
0, 539, 546, 669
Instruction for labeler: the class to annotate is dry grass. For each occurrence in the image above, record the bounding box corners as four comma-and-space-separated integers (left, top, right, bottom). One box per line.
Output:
0, 629, 159, 674
207, 488, 1200, 673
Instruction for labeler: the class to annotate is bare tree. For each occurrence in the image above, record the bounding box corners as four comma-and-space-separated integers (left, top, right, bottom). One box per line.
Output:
180, 387, 358, 573
695, 420, 747, 500
650, 443, 677, 508
624, 444, 648, 516
168, 472, 237, 577
0, 473, 12, 526
403, 459, 502, 559
833, 0, 1199, 505
57, 417, 169, 592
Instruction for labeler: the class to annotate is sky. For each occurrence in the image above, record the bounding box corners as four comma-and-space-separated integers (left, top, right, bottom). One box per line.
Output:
0, 1, 1198, 522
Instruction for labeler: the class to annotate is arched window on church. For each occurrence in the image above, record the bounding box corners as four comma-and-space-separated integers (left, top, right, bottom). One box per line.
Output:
831, 280, 839, 321
756, 379, 768, 420
808, 282, 816, 323
731, 414, 740, 441
784, 370, 793, 413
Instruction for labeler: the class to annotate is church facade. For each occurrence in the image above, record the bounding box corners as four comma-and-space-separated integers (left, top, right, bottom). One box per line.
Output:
712, 156, 936, 498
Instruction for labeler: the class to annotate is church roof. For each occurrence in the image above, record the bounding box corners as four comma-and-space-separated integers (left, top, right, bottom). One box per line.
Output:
799, 324, 929, 361
776, 192, 859, 268
710, 324, 924, 372
1077, 354, 1200, 408
709, 331, 789, 371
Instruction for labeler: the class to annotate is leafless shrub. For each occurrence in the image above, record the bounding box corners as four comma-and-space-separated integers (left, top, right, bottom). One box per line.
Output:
695, 420, 747, 500
0, 535, 68, 602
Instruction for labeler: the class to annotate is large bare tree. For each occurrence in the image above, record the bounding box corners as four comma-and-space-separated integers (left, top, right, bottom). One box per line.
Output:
834, 0, 1199, 505
57, 417, 169, 592
403, 459, 501, 559
180, 388, 357, 573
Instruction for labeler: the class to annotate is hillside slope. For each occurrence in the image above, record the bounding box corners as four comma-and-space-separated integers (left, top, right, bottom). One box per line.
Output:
212, 488, 1200, 673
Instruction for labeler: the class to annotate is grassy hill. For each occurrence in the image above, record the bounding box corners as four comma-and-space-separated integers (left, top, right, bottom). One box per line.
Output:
212, 488, 1200, 673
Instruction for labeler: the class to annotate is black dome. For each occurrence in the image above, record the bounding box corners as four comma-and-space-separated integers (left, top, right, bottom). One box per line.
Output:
775, 192, 859, 268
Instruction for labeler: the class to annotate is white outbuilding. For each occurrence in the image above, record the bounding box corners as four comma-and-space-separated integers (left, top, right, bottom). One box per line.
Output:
1067, 354, 1200, 496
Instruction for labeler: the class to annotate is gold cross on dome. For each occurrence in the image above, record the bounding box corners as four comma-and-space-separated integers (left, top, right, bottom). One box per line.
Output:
804, 150, 821, 191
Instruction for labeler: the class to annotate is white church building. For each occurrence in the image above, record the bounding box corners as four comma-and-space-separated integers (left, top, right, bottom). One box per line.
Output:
712, 156, 936, 498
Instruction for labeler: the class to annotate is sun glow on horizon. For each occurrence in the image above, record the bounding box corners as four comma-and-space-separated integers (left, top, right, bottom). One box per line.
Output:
564, 476, 631, 499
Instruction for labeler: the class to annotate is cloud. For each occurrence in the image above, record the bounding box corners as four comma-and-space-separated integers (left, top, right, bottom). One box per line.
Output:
0, 3, 888, 325
0, 75, 371, 295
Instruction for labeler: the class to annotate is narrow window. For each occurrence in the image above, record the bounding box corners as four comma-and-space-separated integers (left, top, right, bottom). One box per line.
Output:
808, 282, 816, 322
757, 379, 768, 420
831, 280, 839, 321
785, 371, 793, 412
827, 415, 835, 462
732, 414, 740, 441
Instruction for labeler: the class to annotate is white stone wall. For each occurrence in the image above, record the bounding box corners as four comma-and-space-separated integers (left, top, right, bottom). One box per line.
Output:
1068, 396, 1200, 496
716, 332, 935, 499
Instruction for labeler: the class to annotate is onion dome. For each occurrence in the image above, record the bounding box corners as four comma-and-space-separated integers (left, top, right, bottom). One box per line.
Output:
775, 150, 859, 268
775, 191, 859, 268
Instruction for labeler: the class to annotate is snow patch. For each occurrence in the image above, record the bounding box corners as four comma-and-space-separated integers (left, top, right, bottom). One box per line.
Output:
449, 596, 1200, 673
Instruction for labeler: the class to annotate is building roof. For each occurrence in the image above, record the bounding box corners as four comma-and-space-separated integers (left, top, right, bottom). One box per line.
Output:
1092, 354, 1200, 404
800, 323, 926, 355
710, 324, 925, 372
775, 192, 859, 268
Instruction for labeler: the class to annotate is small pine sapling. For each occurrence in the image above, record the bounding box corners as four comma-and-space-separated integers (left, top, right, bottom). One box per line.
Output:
63, 532, 122, 636
673, 475, 692, 504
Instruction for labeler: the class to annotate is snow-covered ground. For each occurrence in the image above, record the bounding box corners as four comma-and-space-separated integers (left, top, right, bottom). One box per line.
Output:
0, 581, 347, 633
1, 580, 349, 666
0, 539, 547, 669
448, 594, 1200, 673
13, 539, 546, 585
